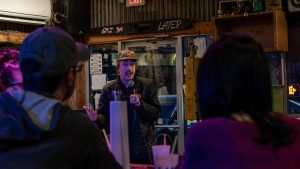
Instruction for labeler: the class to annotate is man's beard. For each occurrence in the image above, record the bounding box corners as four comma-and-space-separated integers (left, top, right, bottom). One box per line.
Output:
63, 83, 75, 101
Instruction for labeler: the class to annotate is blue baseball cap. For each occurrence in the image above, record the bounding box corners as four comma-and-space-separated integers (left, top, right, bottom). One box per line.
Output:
19, 26, 89, 78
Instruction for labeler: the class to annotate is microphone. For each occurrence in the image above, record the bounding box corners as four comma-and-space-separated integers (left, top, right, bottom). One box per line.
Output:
128, 80, 135, 94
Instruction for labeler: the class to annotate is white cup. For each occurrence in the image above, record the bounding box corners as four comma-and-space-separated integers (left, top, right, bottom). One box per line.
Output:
155, 154, 179, 169
152, 145, 170, 167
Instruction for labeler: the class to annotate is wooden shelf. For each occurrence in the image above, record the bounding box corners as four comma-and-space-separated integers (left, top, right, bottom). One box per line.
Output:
214, 10, 288, 52
0, 30, 27, 44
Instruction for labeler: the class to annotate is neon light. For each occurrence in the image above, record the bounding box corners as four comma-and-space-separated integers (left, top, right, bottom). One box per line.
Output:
289, 85, 297, 95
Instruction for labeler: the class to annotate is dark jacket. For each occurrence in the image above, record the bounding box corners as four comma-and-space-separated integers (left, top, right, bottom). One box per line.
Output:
0, 87, 122, 169
98, 76, 160, 164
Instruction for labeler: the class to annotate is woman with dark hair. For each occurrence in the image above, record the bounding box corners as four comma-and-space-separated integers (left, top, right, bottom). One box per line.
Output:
179, 34, 300, 169
0, 48, 23, 92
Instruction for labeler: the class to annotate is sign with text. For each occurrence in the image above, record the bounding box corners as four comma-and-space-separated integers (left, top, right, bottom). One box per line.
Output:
126, 0, 145, 7
90, 19, 193, 35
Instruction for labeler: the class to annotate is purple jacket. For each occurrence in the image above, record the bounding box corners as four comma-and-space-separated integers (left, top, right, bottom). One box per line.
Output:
180, 116, 300, 169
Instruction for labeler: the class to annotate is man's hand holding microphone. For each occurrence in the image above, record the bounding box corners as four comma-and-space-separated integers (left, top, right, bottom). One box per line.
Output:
128, 80, 141, 107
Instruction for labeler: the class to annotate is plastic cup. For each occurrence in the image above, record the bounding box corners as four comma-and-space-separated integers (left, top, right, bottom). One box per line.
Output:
155, 154, 179, 169
152, 145, 170, 168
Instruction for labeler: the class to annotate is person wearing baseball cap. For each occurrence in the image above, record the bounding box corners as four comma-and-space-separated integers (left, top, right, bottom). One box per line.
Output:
85, 50, 160, 164
0, 26, 122, 169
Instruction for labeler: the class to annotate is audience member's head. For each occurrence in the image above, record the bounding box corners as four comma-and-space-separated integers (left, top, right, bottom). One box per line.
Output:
0, 27, 122, 169
197, 33, 270, 119
0, 48, 23, 92
196, 33, 294, 147
19, 26, 89, 100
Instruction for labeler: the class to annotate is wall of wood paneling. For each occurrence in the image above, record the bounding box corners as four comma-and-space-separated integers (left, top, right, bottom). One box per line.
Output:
91, 0, 219, 28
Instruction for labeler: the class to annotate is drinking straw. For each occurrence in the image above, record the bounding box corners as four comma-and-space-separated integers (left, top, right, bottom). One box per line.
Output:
102, 129, 111, 151
171, 135, 178, 155
163, 133, 167, 145
170, 135, 178, 167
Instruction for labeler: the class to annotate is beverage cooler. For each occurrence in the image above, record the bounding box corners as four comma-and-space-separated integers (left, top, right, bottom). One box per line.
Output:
286, 59, 300, 114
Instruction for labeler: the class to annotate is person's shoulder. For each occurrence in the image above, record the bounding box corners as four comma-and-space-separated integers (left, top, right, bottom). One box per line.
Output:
59, 107, 104, 142
60, 106, 98, 132
188, 118, 239, 136
136, 76, 151, 82
185, 118, 242, 148
280, 114, 299, 121
136, 76, 153, 85
280, 114, 300, 127
102, 80, 118, 90
192, 117, 233, 127
0, 91, 12, 118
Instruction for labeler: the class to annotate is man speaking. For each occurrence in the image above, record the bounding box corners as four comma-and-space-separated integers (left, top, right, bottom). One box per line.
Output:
86, 50, 160, 164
